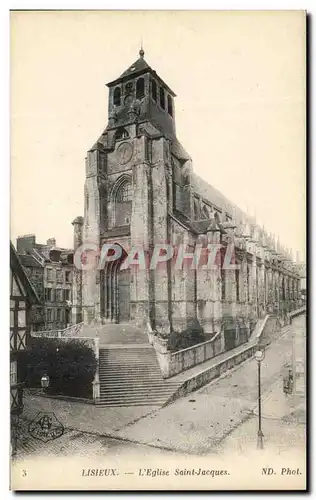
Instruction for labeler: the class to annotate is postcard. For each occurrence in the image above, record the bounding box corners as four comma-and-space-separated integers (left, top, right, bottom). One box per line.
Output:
10, 10, 306, 491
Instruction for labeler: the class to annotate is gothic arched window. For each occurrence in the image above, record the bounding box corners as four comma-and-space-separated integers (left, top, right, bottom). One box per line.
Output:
136, 78, 145, 99
114, 179, 132, 227
159, 87, 165, 110
113, 87, 121, 106
167, 95, 173, 116
116, 181, 132, 202
151, 79, 157, 102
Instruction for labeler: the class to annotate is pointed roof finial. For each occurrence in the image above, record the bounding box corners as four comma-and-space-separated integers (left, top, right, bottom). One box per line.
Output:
139, 39, 144, 59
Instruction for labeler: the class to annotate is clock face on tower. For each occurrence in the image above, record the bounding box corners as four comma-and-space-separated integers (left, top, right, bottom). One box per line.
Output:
117, 142, 133, 165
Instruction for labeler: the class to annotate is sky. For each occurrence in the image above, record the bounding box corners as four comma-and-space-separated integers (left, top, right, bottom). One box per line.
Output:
10, 10, 306, 259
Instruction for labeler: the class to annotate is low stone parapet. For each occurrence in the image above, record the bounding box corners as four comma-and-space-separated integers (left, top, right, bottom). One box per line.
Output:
152, 332, 223, 379
164, 342, 256, 406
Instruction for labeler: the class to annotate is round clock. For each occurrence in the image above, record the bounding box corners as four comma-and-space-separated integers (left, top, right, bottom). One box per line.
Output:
117, 142, 133, 165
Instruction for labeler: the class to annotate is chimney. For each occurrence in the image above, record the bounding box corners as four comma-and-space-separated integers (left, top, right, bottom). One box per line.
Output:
16, 234, 36, 254
46, 238, 56, 247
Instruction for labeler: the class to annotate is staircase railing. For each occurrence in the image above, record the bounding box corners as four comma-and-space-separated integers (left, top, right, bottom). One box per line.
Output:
32, 322, 84, 339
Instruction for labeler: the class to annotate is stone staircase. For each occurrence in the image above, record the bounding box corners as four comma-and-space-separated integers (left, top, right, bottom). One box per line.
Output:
97, 346, 181, 407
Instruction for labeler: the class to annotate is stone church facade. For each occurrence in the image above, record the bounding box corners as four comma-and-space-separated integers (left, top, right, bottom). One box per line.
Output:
72, 49, 301, 349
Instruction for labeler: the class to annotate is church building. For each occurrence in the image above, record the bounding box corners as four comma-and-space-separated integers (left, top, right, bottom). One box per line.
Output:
72, 49, 301, 351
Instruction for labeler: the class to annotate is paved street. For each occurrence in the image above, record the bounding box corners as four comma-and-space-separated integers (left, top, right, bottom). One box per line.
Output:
13, 316, 305, 460
114, 320, 304, 455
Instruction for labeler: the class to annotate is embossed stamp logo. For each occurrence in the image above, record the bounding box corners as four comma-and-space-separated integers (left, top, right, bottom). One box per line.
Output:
28, 412, 64, 443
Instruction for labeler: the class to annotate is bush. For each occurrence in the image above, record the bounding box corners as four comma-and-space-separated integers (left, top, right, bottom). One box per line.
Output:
21, 337, 97, 399
168, 320, 205, 352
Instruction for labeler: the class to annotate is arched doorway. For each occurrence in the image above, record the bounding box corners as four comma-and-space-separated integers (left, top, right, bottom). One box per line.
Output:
104, 246, 130, 323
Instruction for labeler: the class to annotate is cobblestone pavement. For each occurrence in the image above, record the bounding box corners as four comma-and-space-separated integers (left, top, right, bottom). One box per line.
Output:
12, 415, 182, 461
22, 392, 157, 435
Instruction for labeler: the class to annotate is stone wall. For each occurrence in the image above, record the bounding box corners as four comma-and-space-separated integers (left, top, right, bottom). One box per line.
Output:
150, 331, 223, 379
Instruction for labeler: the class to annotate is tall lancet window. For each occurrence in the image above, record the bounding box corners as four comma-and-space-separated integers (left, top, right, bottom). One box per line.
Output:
136, 78, 145, 99
115, 179, 132, 227
113, 87, 121, 106
167, 95, 173, 116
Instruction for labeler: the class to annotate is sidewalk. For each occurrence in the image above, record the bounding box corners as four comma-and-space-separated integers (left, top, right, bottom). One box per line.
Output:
214, 378, 306, 457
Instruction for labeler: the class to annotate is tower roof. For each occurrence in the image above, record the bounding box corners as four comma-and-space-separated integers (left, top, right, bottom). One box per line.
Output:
119, 54, 151, 80
106, 49, 176, 97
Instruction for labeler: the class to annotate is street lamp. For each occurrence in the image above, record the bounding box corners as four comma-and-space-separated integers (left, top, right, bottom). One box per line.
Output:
41, 374, 50, 394
255, 349, 265, 449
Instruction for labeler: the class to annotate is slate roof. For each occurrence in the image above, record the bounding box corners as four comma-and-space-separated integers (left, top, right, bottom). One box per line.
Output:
107, 54, 176, 97
192, 173, 249, 224
18, 254, 43, 268
119, 56, 151, 79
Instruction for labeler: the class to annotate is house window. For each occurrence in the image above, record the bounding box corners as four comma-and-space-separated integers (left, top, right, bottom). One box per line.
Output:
47, 309, 52, 322
167, 95, 173, 116
56, 289, 63, 302
247, 265, 250, 300
10, 360, 17, 386
65, 271, 71, 283
47, 268, 53, 281
56, 308, 61, 321
65, 289, 71, 301
57, 270, 63, 283
45, 288, 52, 301
151, 79, 157, 101
136, 78, 145, 99
113, 87, 121, 106
18, 309, 26, 327
10, 309, 14, 328
159, 87, 165, 109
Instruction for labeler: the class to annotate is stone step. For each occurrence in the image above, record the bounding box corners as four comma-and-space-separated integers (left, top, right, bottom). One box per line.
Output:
99, 377, 177, 383
97, 395, 171, 403
99, 380, 170, 385
97, 343, 179, 407
100, 392, 175, 398
96, 402, 162, 407
99, 384, 177, 390
99, 369, 161, 375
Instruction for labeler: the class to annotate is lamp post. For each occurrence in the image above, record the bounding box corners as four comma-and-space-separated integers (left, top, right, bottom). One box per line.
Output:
41, 374, 50, 394
255, 349, 265, 449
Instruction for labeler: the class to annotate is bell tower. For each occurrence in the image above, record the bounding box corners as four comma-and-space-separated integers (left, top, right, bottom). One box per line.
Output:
106, 48, 176, 139
80, 48, 193, 331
